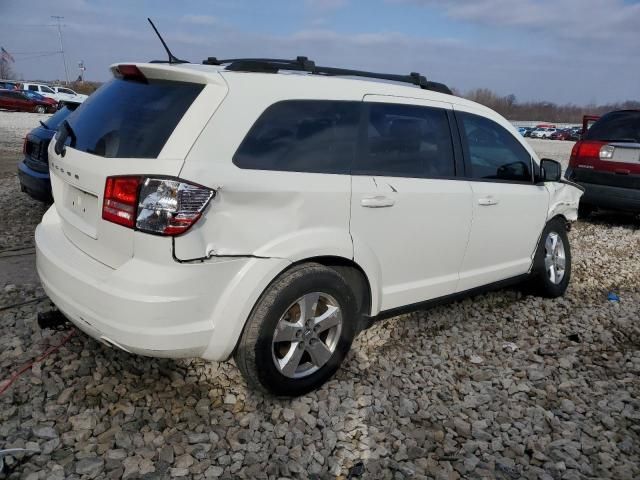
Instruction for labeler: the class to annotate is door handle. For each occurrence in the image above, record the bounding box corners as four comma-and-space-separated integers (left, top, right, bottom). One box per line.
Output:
478, 197, 499, 206
361, 195, 395, 208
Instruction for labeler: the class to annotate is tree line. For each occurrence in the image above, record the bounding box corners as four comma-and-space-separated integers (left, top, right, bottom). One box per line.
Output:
459, 88, 640, 123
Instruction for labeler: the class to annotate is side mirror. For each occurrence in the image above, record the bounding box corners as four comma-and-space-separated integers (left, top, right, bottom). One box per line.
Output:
539, 158, 562, 183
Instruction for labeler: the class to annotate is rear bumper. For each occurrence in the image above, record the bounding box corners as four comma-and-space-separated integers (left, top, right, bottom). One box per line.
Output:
578, 182, 640, 212
36, 206, 290, 361
17, 161, 52, 202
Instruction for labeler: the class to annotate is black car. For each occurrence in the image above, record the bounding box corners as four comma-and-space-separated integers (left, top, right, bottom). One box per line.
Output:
18, 102, 80, 202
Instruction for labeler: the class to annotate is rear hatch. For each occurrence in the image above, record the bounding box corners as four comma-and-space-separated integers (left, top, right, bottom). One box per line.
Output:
570, 110, 640, 188
48, 63, 227, 268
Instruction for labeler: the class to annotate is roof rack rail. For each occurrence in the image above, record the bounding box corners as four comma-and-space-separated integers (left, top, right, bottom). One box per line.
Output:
202, 56, 452, 95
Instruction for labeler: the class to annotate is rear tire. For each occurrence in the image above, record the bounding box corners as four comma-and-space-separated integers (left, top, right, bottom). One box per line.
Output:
529, 218, 571, 298
234, 263, 358, 397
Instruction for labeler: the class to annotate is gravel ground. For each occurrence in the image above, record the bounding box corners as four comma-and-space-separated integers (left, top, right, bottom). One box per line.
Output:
1, 112, 639, 479
0, 111, 51, 178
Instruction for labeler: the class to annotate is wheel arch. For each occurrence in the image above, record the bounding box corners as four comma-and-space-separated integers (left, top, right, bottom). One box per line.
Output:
228, 255, 374, 359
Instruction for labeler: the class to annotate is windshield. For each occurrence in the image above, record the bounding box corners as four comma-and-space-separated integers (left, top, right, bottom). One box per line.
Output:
43, 104, 80, 130
65, 78, 203, 158
585, 111, 640, 143
40, 85, 55, 94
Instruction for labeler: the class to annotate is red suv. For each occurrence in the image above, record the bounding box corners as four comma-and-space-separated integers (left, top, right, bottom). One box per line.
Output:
565, 110, 640, 215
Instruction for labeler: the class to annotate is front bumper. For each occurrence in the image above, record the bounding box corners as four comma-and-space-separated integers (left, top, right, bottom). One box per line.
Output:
36, 207, 290, 360
18, 161, 52, 202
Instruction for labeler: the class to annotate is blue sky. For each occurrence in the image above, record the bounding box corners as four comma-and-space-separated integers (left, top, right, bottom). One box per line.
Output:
1, 0, 639, 104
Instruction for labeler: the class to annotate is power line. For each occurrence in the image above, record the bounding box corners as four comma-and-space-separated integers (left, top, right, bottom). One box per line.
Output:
0, 24, 58, 27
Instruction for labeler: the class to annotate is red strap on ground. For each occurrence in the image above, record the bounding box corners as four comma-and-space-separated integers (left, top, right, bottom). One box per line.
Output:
0, 330, 76, 396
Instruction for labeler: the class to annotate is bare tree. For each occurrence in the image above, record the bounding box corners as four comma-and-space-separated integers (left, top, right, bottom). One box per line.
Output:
461, 87, 640, 123
0, 59, 16, 80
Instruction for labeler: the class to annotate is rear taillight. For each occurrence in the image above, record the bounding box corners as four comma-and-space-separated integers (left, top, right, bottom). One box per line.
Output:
22, 136, 28, 155
599, 145, 615, 160
102, 176, 214, 236
103, 176, 141, 228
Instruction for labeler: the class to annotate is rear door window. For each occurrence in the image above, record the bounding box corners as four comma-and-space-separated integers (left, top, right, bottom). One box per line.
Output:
65, 78, 203, 158
357, 102, 455, 178
459, 112, 533, 182
585, 111, 640, 143
233, 100, 359, 174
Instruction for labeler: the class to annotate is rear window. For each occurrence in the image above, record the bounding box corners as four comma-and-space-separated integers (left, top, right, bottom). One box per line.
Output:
65, 78, 203, 158
585, 111, 640, 143
44, 103, 80, 130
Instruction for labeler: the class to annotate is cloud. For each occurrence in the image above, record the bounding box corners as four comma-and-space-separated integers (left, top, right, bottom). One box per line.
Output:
393, 0, 640, 45
305, 0, 348, 11
180, 14, 218, 26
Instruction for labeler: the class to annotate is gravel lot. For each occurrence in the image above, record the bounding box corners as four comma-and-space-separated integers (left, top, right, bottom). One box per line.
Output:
1, 112, 639, 480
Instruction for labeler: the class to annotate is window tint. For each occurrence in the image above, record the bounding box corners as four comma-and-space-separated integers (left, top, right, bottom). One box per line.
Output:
28, 85, 38, 91
65, 78, 203, 158
585, 111, 640, 143
234, 100, 359, 174
357, 103, 455, 178
459, 112, 532, 182
41, 86, 55, 94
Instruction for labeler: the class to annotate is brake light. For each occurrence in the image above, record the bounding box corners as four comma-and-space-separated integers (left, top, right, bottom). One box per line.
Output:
114, 64, 147, 83
22, 136, 28, 155
102, 176, 214, 236
575, 141, 605, 160
103, 176, 141, 228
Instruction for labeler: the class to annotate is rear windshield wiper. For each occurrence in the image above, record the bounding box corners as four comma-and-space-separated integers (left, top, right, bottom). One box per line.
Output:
39, 120, 50, 130
53, 120, 77, 155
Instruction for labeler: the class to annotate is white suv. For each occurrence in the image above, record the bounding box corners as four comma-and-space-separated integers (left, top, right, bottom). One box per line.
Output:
36, 59, 583, 396
21, 83, 60, 102
531, 127, 557, 139
51, 86, 88, 104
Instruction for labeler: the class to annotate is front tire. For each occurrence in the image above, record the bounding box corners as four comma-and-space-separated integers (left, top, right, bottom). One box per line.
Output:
34, 105, 46, 114
234, 263, 358, 397
530, 218, 571, 298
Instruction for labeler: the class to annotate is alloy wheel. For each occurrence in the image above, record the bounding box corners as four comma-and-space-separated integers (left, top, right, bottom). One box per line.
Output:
271, 292, 342, 379
544, 231, 566, 285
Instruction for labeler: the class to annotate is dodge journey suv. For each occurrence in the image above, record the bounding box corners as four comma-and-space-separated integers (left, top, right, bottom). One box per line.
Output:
36, 57, 583, 396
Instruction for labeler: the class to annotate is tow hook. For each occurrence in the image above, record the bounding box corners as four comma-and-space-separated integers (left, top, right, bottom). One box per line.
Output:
566, 222, 572, 232
37, 308, 69, 331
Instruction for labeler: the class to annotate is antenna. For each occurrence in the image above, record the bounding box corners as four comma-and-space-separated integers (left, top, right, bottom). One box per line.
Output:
147, 18, 187, 64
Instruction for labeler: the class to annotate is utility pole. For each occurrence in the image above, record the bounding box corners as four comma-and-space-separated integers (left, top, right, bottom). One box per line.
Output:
51, 15, 70, 84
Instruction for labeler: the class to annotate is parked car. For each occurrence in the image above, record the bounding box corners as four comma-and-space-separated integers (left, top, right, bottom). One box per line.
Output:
550, 129, 578, 141
517, 127, 534, 137
18, 102, 81, 202
51, 86, 88, 103
531, 127, 557, 139
0, 80, 19, 90
565, 109, 640, 215
35, 60, 582, 396
0, 89, 56, 113
20, 83, 61, 102
21, 90, 58, 110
